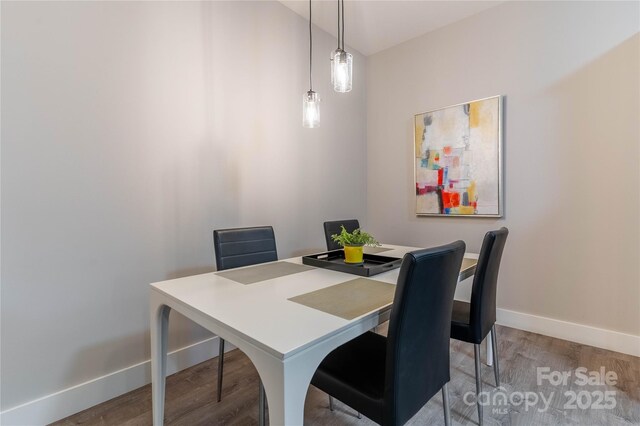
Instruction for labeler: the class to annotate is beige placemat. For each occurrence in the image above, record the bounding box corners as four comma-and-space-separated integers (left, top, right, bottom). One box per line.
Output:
363, 246, 393, 254
216, 262, 315, 285
288, 278, 396, 320
288, 258, 478, 318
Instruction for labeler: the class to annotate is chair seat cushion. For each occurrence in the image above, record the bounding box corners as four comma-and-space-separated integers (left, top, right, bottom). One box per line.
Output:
451, 300, 475, 343
311, 331, 386, 422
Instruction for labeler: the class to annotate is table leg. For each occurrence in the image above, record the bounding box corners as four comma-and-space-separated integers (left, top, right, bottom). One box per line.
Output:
215, 313, 375, 425
486, 329, 494, 367
151, 302, 171, 426
244, 346, 328, 426
256, 364, 309, 425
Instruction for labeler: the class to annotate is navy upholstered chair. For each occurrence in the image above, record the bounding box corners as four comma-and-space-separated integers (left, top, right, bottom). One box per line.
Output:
212, 226, 277, 403
450, 227, 508, 425
311, 241, 466, 426
323, 219, 360, 251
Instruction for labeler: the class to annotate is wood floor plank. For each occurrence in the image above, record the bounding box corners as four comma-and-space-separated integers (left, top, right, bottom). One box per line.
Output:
51, 326, 640, 425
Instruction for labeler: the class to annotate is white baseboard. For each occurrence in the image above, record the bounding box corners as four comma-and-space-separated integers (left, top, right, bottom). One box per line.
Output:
0, 336, 229, 426
2, 311, 638, 426
497, 308, 640, 358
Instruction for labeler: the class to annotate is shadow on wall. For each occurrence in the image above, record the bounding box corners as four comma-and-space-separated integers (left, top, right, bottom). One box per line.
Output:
166, 266, 215, 280
507, 34, 640, 333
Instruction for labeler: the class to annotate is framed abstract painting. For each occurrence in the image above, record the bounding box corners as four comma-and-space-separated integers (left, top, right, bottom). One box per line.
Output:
414, 95, 503, 217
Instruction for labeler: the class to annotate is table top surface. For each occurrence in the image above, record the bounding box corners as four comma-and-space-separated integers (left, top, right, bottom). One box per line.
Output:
151, 244, 478, 360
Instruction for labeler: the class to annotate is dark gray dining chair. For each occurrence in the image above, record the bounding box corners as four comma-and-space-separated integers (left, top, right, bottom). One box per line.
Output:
310, 241, 466, 426
323, 219, 360, 251
450, 227, 508, 425
212, 226, 277, 405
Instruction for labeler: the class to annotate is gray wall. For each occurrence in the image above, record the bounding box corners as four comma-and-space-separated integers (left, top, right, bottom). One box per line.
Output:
1, 1, 367, 410
367, 1, 639, 334
3, 0, 638, 417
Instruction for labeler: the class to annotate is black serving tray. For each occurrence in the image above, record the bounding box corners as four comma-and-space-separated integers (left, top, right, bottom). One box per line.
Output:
302, 250, 402, 277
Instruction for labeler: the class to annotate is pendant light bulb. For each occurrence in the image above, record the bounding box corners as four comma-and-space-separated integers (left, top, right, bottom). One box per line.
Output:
331, 49, 352, 93
303, 90, 320, 128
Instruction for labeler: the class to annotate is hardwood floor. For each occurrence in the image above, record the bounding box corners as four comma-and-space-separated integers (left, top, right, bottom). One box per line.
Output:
52, 325, 640, 425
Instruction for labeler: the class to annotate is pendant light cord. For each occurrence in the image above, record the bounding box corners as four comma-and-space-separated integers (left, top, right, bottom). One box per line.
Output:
336, 0, 341, 49
341, 0, 345, 50
309, 0, 313, 91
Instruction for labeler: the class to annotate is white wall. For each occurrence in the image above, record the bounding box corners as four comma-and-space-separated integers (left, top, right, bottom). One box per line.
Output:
3, 0, 638, 423
367, 1, 639, 336
1, 0, 366, 415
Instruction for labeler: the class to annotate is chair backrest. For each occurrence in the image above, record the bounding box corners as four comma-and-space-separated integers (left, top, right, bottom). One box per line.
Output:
383, 241, 465, 426
213, 226, 278, 271
469, 227, 509, 342
323, 219, 360, 251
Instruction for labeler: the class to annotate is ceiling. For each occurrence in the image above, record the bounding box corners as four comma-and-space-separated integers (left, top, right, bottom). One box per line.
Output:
279, 0, 503, 56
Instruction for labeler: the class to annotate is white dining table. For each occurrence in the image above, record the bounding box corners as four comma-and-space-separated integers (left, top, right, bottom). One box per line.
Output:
150, 244, 484, 425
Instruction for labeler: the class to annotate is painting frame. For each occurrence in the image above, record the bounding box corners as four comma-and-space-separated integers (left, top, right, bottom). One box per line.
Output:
413, 95, 503, 218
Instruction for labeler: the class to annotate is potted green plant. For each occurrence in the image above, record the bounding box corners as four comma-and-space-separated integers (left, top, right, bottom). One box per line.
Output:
331, 225, 380, 264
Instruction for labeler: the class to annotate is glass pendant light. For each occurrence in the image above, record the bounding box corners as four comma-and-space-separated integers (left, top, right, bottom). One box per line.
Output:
331, 0, 352, 93
303, 90, 320, 128
303, 0, 320, 128
332, 49, 352, 93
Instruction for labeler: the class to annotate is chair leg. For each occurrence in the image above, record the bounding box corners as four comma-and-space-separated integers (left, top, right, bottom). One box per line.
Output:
474, 344, 483, 425
328, 395, 361, 419
259, 380, 266, 426
442, 382, 451, 426
491, 325, 501, 387
217, 338, 225, 402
